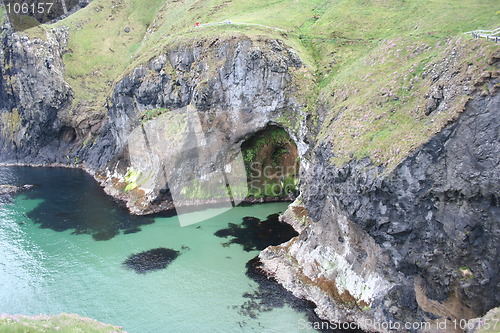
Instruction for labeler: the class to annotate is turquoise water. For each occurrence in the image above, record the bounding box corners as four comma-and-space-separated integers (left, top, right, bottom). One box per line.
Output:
0, 167, 320, 333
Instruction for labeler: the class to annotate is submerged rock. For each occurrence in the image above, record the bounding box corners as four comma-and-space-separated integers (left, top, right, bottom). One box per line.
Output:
214, 213, 298, 252
123, 248, 180, 274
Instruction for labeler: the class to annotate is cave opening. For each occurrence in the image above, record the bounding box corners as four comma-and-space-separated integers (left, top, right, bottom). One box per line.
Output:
59, 126, 77, 143
241, 125, 299, 200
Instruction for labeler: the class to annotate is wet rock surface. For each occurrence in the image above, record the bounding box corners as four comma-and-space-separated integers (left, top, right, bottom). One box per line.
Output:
0, 184, 33, 195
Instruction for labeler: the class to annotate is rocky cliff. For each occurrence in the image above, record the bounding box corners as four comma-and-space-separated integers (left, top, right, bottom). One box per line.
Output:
85, 36, 305, 214
261, 85, 499, 331
258, 42, 500, 331
0, 20, 306, 214
0, 23, 73, 162
0, 4, 499, 332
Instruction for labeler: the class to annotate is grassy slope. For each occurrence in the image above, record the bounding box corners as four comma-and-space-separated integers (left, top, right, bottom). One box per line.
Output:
0, 313, 125, 333
14, 0, 500, 167
52, 0, 167, 115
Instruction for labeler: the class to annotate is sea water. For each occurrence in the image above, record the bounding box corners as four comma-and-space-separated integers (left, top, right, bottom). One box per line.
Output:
0, 167, 322, 333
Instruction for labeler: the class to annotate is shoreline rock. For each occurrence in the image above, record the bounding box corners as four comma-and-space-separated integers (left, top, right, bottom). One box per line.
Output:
0, 184, 34, 195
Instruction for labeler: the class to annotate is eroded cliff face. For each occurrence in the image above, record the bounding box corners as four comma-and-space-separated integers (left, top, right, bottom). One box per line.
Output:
0, 25, 307, 212
0, 19, 499, 332
260, 70, 500, 331
85, 37, 306, 214
0, 24, 74, 162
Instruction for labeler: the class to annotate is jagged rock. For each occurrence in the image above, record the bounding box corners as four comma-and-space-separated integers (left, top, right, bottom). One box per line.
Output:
86, 37, 306, 214
467, 307, 500, 333
0, 23, 73, 163
260, 84, 500, 331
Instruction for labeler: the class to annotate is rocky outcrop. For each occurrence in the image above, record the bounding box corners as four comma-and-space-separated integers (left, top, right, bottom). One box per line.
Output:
0, 29, 307, 213
86, 37, 306, 214
0, 183, 33, 195
0, 22, 74, 163
260, 78, 500, 331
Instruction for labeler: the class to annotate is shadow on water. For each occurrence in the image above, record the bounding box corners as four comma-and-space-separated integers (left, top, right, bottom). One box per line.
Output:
212, 208, 364, 332
123, 248, 181, 274
214, 213, 298, 251
0, 166, 157, 241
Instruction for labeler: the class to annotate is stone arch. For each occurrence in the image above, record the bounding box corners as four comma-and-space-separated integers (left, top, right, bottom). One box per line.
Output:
241, 125, 299, 200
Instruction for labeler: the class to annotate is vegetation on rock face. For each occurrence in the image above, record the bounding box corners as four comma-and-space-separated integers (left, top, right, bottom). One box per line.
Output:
139, 107, 169, 123
0, 108, 21, 141
9, 0, 492, 169
242, 126, 299, 198
319, 36, 499, 169
0, 313, 126, 333
123, 167, 141, 191
53, 0, 167, 116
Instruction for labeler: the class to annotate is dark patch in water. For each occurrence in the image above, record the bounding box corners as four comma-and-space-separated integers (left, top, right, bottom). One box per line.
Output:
92, 231, 119, 241
123, 248, 180, 274
214, 213, 298, 251
0, 167, 157, 241
123, 227, 142, 234
236, 257, 364, 333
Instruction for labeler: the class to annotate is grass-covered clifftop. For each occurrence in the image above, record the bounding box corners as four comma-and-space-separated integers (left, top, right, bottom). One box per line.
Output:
0, 313, 126, 333
12, 0, 500, 168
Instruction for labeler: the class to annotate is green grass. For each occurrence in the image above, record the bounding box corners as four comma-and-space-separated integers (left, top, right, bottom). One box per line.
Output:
242, 126, 299, 197
12, 0, 500, 168
242, 127, 292, 165
0, 313, 125, 333
52, 0, 166, 115
318, 35, 498, 169
139, 107, 169, 123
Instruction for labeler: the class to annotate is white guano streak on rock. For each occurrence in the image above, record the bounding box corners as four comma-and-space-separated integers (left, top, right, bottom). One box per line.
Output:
290, 238, 390, 306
